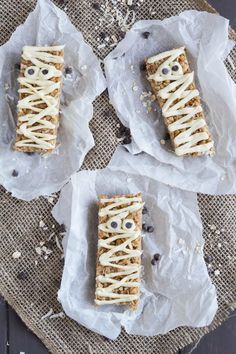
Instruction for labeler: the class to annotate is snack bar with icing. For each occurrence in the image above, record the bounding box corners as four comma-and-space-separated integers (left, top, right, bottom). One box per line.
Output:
14, 45, 64, 153
95, 193, 144, 310
146, 47, 214, 157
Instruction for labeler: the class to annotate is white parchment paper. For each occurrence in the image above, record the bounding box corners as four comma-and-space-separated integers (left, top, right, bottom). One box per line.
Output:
104, 11, 236, 194
0, 0, 106, 200
53, 147, 217, 339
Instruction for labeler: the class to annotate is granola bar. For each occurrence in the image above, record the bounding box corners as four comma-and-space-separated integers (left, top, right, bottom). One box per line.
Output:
14, 45, 64, 153
95, 193, 144, 310
146, 47, 214, 157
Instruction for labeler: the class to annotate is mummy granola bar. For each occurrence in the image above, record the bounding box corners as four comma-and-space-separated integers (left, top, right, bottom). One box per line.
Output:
146, 47, 214, 157
95, 193, 144, 310
14, 45, 64, 153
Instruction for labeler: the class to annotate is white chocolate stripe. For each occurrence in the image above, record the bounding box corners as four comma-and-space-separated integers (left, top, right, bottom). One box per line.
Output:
15, 45, 64, 150
147, 47, 213, 156
96, 196, 143, 305
99, 201, 144, 217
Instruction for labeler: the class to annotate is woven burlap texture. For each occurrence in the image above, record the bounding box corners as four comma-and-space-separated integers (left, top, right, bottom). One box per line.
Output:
0, 1, 235, 353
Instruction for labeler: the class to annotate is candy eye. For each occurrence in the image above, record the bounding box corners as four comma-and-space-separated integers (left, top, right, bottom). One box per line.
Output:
107, 219, 121, 231
161, 67, 169, 76
41, 68, 49, 75
171, 62, 182, 74
39, 67, 52, 79
122, 219, 135, 231
24, 66, 39, 78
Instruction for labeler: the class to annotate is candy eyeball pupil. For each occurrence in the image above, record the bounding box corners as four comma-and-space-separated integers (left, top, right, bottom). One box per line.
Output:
125, 222, 133, 229
42, 69, 49, 75
28, 68, 34, 75
172, 65, 179, 72
162, 68, 169, 75
111, 221, 118, 229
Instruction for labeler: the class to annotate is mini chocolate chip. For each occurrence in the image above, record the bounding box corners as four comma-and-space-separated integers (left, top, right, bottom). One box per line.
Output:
142, 31, 150, 39
122, 136, 132, 145
42, 69, 49, 75
142, 223, 148, 232
172, 65, 179, 72
162, 68, 169, 75
140, 62, 146, 71
147, 226, 154, 233
15, 63, 20, 70
151, 258, 157, 266
103, 89, 109, 96
116, 130, 125, 139
103, 336, 112, 341
24, 151, 35, 156
208, 268, 214, 275
125, 222, 133, 229
59, 223, 67, 233
92, 2, 100, 10
204, 255, 213, 264
17, 271, 28, 280
100, 31, 108, 40
12, 169, 18, 177
119, 31, 126, 39
46, 240, 55, 249
142, 206, 148, 215
153, 253, 160, 261
119, 125, 129, 134
28, 68, 34, 75
117, 125, 130, 138
65, 66, 73, 75
111, 221, 118, 228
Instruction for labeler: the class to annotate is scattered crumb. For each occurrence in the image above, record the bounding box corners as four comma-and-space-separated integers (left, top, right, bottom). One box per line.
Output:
209, 224, 216, 231
35, 247, 42, 256
55, 235, 64, 253
227, 55, 236, 70
195, 242, 203, 254
178, 238, 185, 245
97, 43, 106, 49
41, 308, 65, 320
132, 82, 138, 91
160, 139, 165, 145
48, 232, 55, 241
12, 251, 21, 259
139, 91, 155, 113
41, 308, 53, 320
39, 220, 45, 228
214, 269, 220, 276
50, 312, 65, 319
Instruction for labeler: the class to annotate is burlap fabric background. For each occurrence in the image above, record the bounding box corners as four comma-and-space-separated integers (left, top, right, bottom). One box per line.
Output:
0, 1, 235, 353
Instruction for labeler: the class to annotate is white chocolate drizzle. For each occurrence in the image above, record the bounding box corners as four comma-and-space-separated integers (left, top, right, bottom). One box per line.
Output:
147, 47, 214, 156
95, 196, 144, 305
15, 45, 64, 150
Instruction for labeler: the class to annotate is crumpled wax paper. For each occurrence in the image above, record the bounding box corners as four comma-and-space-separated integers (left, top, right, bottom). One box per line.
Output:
104, 11, 236, 194
52, 147, 217, 339
0, 0, 106, 200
